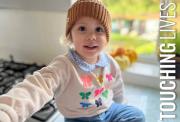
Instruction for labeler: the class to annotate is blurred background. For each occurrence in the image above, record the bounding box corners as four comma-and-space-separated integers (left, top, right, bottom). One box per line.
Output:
103, 1, 180, 122
0, 0, 180, 122
104, 0, 180, 62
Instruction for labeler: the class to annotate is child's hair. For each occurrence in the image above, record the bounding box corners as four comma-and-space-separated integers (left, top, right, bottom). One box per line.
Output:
61, 0, 111, 46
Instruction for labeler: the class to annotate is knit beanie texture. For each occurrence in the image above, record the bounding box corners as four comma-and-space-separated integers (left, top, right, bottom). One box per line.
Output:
66, 0, 111, 41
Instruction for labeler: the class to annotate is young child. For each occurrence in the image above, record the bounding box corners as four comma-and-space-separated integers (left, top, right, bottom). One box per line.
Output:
0, 0, 145, 122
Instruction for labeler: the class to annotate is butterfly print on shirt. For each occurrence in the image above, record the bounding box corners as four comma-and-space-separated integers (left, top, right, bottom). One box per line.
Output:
80, 75, 93, 88
98, 74, 103, 84
102, 89, 109, 99
80, 102, 92, 108
94, 87, 104, 97
106, 73, 113, 82
79, 92, 91, 100
79, 92, 91, 99
95, 97, 103, 107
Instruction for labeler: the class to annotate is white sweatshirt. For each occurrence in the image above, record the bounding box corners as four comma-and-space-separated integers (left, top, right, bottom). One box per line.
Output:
0, 51, 124, 122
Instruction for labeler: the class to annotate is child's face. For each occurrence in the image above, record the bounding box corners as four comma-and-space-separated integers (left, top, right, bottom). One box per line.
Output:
71, 17, 108, 64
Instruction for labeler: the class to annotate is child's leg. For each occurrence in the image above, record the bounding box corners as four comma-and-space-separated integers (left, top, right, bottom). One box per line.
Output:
64, 118, 81, 122
64, 103, 145, 122
106, 103, 145, 122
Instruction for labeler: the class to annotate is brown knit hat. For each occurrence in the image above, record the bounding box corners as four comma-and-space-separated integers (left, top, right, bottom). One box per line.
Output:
66, 0, 111, 41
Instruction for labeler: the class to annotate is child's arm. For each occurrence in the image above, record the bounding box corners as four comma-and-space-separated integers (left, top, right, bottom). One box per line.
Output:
112, 65, 125, 103
108, 55, 125, 103
0, 56, 68, 122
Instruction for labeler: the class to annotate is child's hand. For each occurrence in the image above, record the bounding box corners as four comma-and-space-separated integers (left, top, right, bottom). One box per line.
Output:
0, 110, 11, 122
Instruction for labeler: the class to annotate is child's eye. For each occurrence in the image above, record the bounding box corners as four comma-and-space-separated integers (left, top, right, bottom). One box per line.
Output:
96, 26, 104, 33
78, 26, 86, 32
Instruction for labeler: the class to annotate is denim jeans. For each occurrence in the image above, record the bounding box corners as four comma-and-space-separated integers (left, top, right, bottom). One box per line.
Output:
65, 103, 145, 122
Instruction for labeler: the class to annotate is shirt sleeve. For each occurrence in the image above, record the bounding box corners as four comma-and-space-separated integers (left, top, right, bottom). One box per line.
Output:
108, 55, 125, 103
0, 55, 68, 122
112, 65, 124, 103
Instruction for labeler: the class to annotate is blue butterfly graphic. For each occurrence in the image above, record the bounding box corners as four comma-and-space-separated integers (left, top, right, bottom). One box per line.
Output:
80, 102, 92, 108
95, 97, 102, 107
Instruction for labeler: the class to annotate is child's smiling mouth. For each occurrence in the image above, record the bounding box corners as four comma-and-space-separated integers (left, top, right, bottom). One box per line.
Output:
83, 45, 99, 50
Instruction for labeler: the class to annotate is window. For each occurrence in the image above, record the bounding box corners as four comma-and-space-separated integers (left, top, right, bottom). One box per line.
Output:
103, 0, 160, 64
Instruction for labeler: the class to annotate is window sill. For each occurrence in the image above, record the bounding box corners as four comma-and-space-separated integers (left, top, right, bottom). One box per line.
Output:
122, 62, 180, 92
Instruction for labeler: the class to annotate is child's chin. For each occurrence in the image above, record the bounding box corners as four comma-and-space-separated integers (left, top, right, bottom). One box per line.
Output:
85, 51, 98, 55
84, 51, 100, 56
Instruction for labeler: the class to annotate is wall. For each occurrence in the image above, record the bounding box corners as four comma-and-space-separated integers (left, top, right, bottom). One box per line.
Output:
0, 0, 70, 12
0, 9, 68, 64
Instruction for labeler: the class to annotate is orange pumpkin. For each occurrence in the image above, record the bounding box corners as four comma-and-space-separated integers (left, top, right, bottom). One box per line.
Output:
110, 50, 117, 58
115, 47, 126, 56
124, 49, 138, 63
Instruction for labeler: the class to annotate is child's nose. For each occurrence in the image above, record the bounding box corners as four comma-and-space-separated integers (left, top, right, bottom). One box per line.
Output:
87, 31, 96, 41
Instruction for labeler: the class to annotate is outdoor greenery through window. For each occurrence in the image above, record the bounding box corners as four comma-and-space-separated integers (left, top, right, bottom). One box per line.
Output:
103, 0, 179, 59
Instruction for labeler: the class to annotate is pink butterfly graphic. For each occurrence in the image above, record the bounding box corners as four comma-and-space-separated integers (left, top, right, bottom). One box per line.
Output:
94, 87, 104, 97
106, 74, 113, 82
81, 75, 92, 88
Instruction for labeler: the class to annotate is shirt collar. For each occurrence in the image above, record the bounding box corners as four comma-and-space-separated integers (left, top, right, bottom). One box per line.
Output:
67, 48, 109, 72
